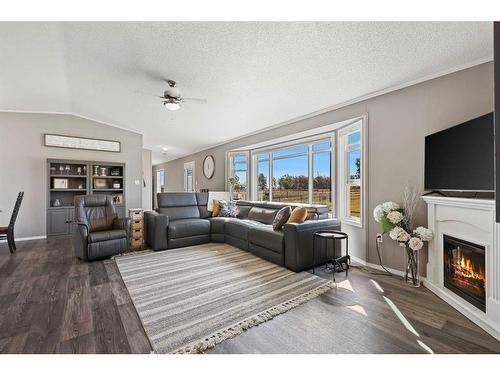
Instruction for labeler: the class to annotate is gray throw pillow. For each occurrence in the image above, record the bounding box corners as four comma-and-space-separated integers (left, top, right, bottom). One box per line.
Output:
272, 206, 292, 230
219, 200, 238, 218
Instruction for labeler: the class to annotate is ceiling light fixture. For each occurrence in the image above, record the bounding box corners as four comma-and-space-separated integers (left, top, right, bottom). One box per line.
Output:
163, 98, 181, 111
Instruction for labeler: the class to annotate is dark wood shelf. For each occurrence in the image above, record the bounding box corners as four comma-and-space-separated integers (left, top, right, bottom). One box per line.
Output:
92, 175, 123, 179
92, 188, 123, 192
50, 175, 87, 178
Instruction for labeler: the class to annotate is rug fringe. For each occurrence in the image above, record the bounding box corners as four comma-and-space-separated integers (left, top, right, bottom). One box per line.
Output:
169, 280, 336, 354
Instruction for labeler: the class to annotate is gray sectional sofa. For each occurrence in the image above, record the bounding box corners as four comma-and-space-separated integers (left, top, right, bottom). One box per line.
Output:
144, 192, 341, 272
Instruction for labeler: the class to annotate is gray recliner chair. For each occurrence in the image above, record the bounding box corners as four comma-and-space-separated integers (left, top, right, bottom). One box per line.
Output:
73, 195, 130, 261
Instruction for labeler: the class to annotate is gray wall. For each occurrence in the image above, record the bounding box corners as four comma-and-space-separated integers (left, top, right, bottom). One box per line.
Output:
142, 148, 153, 210
154, 62, 494, 272
0, 112, 143, 238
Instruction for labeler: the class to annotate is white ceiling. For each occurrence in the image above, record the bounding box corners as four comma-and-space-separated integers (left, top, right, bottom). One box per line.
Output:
0, 22, 493, 164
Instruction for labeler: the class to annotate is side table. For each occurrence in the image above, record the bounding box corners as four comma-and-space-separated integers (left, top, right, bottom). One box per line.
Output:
313, 230, 350, 282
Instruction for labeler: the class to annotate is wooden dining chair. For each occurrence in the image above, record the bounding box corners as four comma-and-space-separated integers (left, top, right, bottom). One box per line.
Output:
0, 192, 24, 254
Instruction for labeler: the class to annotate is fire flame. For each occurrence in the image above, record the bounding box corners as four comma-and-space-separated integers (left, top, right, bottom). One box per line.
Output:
453, 253, 485, 281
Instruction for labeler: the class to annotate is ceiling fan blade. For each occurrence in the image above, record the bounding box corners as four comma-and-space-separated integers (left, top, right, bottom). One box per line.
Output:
183, 97, 207, 104
134, 90, 165, 99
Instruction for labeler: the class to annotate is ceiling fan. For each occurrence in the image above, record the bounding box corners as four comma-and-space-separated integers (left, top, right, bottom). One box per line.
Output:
157, 79, 207, 111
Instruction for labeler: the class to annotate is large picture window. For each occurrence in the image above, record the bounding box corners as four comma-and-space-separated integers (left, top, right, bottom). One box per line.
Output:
253, 138, 333, 210
227, 117, 364, 226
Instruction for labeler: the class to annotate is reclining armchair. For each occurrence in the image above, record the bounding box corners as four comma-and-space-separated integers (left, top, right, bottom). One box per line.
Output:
73, 195, 130, 261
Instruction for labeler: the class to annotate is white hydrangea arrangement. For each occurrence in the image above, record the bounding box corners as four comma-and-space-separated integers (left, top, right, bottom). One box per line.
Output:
373, 201, 433, 251
374, 187, 434, 287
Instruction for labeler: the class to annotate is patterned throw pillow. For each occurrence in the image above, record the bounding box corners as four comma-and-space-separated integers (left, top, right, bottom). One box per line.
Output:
219, 200, 238, 218
272, 206, 292, 230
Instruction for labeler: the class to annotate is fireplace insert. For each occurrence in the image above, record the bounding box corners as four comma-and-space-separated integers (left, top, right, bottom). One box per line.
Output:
443, 235, 486, 312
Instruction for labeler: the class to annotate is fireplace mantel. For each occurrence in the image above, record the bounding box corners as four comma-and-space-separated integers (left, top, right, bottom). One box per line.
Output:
422, 195, 500, 340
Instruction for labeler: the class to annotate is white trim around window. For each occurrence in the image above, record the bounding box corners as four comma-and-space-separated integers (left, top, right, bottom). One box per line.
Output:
337, 118, 366, 227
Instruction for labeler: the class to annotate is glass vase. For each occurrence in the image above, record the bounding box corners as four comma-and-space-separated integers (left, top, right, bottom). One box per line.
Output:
404, 246, 421, 287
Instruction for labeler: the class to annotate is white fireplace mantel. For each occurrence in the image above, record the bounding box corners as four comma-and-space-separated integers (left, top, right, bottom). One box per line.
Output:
422, 195, 500, 341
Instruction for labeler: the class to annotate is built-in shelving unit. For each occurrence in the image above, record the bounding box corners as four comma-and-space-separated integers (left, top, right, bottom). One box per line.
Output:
47, 159, 126, 237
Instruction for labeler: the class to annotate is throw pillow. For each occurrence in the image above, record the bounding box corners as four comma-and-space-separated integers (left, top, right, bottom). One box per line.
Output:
287, 206, 307, 223
272, 206, 292, 230
219, 200, 238, 218
212, 199, 221, 217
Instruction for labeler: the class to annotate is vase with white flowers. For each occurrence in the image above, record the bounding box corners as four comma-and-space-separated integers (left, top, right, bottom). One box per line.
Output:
373, 187, 433, 287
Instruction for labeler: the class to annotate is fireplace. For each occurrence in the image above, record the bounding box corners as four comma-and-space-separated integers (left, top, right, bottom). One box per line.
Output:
443, 235, 486, 312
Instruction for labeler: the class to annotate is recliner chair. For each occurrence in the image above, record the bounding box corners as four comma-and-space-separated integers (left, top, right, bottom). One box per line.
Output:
73, 195, 130, 261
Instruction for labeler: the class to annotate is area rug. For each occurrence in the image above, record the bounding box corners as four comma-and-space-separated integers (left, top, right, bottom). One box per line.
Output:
115, 243, 334, 353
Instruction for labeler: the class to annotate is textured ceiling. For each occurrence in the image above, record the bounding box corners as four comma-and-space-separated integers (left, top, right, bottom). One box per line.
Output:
0, 22, 493, 164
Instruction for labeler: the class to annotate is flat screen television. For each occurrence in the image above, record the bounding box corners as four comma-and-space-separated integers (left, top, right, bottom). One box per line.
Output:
424, 112, 494, 192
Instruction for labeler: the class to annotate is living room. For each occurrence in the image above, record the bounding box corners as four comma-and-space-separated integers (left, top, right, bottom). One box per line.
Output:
1, 2, 500, 374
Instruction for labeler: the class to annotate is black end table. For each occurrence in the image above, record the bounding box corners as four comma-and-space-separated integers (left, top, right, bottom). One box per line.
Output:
313, 230, 350, 282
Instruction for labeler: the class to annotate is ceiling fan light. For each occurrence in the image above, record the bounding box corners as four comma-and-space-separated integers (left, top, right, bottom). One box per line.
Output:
164, 102, 180, 111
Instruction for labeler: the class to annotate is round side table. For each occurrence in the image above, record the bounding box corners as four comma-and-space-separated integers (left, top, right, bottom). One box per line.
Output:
313, 230, 350, 282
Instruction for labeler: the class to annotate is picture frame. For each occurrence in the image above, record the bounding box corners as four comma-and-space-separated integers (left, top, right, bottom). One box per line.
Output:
53, 178, 68, 189
44, 134, 121, 153
112, 193, 123, 205
94, 178, 108, 189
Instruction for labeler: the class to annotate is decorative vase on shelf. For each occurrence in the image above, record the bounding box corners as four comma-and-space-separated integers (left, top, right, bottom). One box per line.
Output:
404, 246, 421, 287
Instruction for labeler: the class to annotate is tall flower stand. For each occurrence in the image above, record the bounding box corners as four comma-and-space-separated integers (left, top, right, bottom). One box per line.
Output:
404, 246, 421, 287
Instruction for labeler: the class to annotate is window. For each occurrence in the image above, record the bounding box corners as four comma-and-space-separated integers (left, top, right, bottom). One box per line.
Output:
251, 138, 333, 210
227, 117, 365, 224
228, 152, 249, 200
339, 121, 363, 225
156, 169, 165, 194
312, 143, 332, 210
256, 153, 270, 200
272, 150, 309, 204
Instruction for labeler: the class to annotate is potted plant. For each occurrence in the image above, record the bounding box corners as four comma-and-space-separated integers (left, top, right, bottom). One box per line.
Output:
373, 187, 433, 287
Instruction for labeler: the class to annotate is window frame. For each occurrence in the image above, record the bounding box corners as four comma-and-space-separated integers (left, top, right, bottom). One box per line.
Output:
250, 134, 335, 214
338, 119, 364, 227
226, 151, 250, 200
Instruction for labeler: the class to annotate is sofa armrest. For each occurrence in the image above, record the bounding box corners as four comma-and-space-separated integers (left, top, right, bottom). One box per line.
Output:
72, 222, 89, 259
283, 219, 341, 272
144, 210, 169, 250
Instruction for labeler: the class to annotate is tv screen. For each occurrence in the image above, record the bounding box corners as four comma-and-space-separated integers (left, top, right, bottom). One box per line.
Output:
425, 113, 494, 192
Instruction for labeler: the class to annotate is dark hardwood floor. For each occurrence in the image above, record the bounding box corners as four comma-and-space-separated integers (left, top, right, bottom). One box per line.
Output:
1, 238, 499, 354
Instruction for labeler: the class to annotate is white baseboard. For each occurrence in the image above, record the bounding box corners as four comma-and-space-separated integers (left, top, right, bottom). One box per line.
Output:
350, 255, 424, 280
0, 235, 46, 242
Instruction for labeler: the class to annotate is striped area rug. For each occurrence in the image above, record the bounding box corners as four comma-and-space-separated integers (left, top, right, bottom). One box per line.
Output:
116, 243, 333, 353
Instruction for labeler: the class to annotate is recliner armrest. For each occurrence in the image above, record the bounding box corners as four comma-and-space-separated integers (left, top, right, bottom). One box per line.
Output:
283, 218, 341, 272
144, 210, 169, 250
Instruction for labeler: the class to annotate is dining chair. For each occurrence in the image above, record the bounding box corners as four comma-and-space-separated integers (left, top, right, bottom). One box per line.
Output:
0, 192, 24, 254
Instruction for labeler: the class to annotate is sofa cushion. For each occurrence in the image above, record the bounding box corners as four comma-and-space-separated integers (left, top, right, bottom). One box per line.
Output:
208, 216, 232, 234
236, 205, 252, 219
158, 206, 200, 220
247, 207, 278, 225
248, 225, 284, 254
225, 219, 262, 240
168, 218, 210, 239
157, 192, 197, 207
273, 206, 292, 230
88, 229, 127, 243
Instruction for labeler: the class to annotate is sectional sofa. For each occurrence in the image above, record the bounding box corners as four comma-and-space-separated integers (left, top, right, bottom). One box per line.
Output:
144, 192, 341, 272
